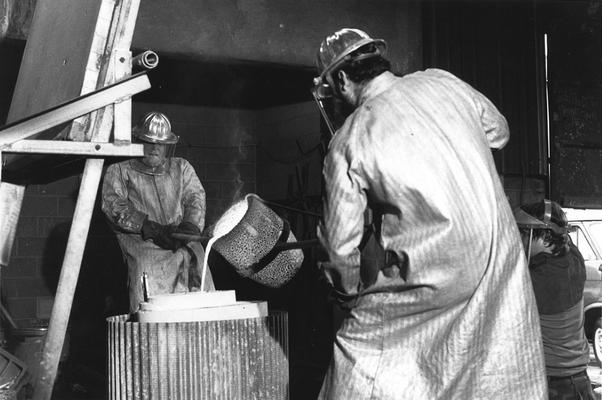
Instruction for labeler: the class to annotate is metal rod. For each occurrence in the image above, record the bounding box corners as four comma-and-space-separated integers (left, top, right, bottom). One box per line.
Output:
172, 233, 210, 242
273, 239, 320, 251
312, 91, 336, 138
260, 200, 322, 218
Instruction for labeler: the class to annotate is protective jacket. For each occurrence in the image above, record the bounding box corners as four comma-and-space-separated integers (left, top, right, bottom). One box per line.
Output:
102, 157, 214, 312
318, 69, 546, 399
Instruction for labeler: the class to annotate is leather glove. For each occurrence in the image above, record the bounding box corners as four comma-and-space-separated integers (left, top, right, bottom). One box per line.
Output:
141, 218, 162, 240
172, 221, 201, 248
175, 221, 201, 236
141, 218, 179, 251
155, 224, 180, 252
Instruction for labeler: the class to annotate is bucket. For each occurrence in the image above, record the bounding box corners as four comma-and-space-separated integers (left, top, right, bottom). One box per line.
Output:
210, 194, 304, 288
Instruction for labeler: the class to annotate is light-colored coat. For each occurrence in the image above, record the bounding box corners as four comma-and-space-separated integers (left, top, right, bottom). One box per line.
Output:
102, 157, 214, 312
318, 69, 546, 399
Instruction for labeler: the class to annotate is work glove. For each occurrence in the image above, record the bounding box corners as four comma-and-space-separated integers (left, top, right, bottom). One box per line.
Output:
141, 218, 179, 252
175, 221, 201, 236
172, 221, 201, 248
141, 218, 161, 240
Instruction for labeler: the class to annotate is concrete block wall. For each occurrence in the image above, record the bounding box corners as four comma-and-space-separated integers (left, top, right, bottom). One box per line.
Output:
256, 101, 322, 202
4, 176, 81, 325
502, 175, 547, 209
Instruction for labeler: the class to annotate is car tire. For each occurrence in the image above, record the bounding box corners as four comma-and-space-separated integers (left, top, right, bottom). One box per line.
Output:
594, 318, 602, 364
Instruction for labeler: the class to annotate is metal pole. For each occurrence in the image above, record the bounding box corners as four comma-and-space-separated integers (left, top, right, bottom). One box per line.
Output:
33, 157, 105, 400
312, 91, 336, 138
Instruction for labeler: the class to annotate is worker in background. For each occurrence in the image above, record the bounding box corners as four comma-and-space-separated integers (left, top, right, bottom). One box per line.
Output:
101, 111, 214, 313
313, 28, 546, 399
515, 200, 595, 400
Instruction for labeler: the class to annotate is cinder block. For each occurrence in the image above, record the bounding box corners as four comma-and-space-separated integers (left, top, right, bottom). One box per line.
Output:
6, 297, 36, 320
38, 176, 81, 196
12, 278, 53, 297
58, 197, 77, 217
20, 196, 58, 217
205, 163, 236, 181
15, 238, 48, 258
15, 216, 37, 237
1, 280, 18, 297
37, 217, 72, 238
36, 297, 54, 320
4, 257, 37, 278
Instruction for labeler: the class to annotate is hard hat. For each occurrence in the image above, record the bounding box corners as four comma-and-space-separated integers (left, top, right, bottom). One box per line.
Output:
513, 199, 567, 235
132, 111, 178, 144
316, 28, 387, 85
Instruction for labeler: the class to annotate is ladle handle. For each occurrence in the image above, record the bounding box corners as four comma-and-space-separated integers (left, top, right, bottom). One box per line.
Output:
171, 233, 321, 252
273, 239, 321, 251
171, 233, 209, 242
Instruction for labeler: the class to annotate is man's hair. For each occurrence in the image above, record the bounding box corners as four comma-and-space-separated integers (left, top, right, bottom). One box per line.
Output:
337, 43, 391, 84
520, 200, 569, 256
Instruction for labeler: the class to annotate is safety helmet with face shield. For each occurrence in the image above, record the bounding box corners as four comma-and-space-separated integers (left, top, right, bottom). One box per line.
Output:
132, 112, 179, 174
311, 29, 387, 137
513, 199, 568, 262
313, 28, 387, 100
132, 111, 179, 144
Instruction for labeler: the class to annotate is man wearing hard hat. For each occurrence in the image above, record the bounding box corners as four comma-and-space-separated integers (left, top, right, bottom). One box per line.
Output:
515, 200, 595, 400
101, 111, 214, 313
313, 28, 546, 399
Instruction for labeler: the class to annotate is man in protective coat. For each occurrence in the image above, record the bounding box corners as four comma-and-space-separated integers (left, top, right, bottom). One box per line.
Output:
313, 28, 547, 399
102, 111, 214, 313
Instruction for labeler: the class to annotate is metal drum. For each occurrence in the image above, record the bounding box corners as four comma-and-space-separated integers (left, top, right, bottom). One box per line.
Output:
107, 311, 289, 400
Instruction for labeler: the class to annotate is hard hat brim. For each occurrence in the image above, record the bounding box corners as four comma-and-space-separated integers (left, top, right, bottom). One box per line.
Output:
319, 37, 387, 84
133, 129, 179, 145
513, 207, 567, 234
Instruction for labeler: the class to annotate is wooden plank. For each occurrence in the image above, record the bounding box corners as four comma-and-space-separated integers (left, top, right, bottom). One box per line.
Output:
89, 0, 141, 144
34, 157, 106, 400
5, 140, 143, 157
112, 49, 133, 143
0, 73, 150, 147
68, 0, 118, 142
6, 0, 107, 123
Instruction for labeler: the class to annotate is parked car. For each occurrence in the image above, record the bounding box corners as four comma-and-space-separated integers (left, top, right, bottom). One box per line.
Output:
564, 208, 602, 362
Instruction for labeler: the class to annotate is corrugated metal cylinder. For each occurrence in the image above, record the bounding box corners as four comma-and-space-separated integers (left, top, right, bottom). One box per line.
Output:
107, 311, 288, 400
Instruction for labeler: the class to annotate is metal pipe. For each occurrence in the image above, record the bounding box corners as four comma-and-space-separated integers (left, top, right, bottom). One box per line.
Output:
260, 200, 322, 218
312, 90, 336, 138
273, 239, 320, 251
132, 50, 159, 70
